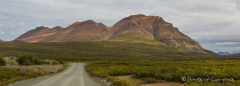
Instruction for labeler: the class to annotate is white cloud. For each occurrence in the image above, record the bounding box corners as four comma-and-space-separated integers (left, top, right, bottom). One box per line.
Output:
0, 30, 5, 35
215, 42, 239, 45
236, 47, 240, 50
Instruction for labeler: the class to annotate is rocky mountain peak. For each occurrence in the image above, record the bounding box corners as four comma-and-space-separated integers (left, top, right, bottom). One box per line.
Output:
35, 26, 46, 30
73, 22, 82, 24
50, 26, 62, 31
83, 20, 96, 24
53, 26, 63, 29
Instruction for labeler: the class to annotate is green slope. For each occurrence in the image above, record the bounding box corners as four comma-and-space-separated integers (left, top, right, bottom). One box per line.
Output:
0, 40, 217, 60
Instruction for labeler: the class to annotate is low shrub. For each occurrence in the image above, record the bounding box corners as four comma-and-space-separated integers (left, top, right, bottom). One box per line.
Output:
0, 57, 5, 66
142, 78, 157, 83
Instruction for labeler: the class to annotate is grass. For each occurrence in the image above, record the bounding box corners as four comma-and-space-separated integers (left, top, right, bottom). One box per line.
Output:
85, 60, 240, 86
0, 68, 42, 86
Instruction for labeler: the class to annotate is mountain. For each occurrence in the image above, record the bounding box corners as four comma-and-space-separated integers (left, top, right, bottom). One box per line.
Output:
16, 20, 111, 42
15, 14, 205, 53
217, 52, 239, 56
110, 14, 204, 52
0, 39, 3, 42
110, 14, 155, 40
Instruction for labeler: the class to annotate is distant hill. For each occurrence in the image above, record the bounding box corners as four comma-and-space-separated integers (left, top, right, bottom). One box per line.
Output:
236, 53, 240, 56
217, 52, 239, 56
0, 39, 3, 42
15, 14, 205, 53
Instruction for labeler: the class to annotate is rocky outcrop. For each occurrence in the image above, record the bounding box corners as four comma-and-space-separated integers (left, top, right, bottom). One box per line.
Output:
15, 14, 205, 53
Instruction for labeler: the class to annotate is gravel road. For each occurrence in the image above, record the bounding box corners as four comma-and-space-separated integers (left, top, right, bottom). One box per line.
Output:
9, 63, 103, 86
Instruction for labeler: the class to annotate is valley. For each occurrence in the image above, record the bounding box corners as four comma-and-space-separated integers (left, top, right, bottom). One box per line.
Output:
0, 14, 239, 86
1, 40, 239, 86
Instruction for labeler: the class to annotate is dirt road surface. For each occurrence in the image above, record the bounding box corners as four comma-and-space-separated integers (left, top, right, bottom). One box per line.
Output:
9, 63, 102, 86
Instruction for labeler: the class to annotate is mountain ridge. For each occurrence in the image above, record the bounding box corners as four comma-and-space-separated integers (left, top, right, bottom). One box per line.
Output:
15, 14, 205, 53
217, 52, 239, 56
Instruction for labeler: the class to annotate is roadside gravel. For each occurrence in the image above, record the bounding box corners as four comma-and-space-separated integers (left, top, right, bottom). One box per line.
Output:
3, 65, 63, 74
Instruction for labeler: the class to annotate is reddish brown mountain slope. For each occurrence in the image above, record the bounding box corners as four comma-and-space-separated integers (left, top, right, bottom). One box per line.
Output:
16, 20, 110, 42
15, 14, 205, 53
16, 26, 62, 42
110, 14, 155, 40
110, 14, 204, 52
60, 20, 110, 41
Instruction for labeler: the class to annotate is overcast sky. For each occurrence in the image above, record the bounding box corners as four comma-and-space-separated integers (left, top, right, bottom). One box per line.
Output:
0, 0, 240, 52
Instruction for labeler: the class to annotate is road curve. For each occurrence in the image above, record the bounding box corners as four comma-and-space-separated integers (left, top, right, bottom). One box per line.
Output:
9, 63, 102, 86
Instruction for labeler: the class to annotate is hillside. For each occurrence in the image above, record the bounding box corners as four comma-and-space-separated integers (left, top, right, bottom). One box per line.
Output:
0, 41, 217, 60
110, 14, 204, 53
15, 14, 204, 53
16, 21, 110, 42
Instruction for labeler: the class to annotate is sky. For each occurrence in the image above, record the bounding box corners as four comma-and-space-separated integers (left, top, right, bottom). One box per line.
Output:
0, 0, 240, 52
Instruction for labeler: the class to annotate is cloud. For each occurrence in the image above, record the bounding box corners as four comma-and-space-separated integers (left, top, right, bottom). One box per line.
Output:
198, 38, 240, 52
0, 30, 5, 35
0, 0, 239, 52
215, 42, 239, 45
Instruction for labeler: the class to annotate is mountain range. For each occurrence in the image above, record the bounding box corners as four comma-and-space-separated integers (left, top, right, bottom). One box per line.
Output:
15, 14, 205, 53
217, 52, 239, 56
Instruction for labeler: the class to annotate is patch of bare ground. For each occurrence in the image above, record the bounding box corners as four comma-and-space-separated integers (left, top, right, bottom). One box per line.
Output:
3, 57, 19, 66
3, 65, 63, 74
114, 75, 184, 86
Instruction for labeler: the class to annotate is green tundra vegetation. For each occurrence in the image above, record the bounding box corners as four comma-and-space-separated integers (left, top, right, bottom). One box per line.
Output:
0, 40, 219, 60
17, 54, 47, 65
85, 60, 240, 86
0, 53, 66, 86
0, 68, 42, 86
0, 57, 5, 66
0, 41, 240, 86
